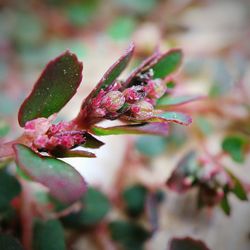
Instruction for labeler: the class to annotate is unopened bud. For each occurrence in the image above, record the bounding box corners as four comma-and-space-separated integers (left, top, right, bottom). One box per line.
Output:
146, 79, 166, 99
102, 91, 125, 112
130, 100, 154, 120
123, 86, 145, 103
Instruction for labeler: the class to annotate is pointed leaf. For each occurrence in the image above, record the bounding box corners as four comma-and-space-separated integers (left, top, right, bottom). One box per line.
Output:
91, 122, 169, 136
0, 234, 24, 250
83, 43, 134, 105
13, 144, 86, 204
220, 195, 231, 216
169, 237, 210, 250
83, 133, 105, 148
156, 95, 202, 108
151, 49, 182, 79
50, 149, 96, 158
18, 51, 83, 127
33, 219, 66, 250
150, 112, 192, 126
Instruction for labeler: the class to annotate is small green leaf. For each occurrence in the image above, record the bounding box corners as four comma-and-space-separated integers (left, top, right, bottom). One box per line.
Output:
13, 144, 86, 204
18, 51, 83, 127
169, 237, 210, 250
0, 234, 24, 250
0, 169, 21, 210
226, 170, 248, 201
152, 49, 182, 79
33, 219, 66, 250
91, 122, 169, 136
83, 133, 105, 148
50, 148, 96, 158
156, 95, 202, 108
136, 135, 167, 157
62, 187, 110, 227
222, 135, 247, 163
122, 184, 148, 217
150, 112, 192, 126
108, 221, 151, 250
220, 195, 231, 216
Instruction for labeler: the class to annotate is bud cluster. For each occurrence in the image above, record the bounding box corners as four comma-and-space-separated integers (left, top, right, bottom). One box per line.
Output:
89, 69, 167, 121
24, 117, 86, 153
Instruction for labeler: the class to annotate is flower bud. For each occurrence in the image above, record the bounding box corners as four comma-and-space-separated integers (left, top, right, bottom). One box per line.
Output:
123, 86, 145, 103
130, 100, 154, 120
146, 79, 166, 99
101, 91, 125, 112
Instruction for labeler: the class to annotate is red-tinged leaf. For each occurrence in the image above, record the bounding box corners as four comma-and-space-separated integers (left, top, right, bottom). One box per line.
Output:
13, 144, 86, 204
18, 51, 83, 127
149, 112, 192, 126
166, 151, 197, 193
91, 122, 169, 136
168, 237, 210, 250
82, 44, 134, 108
151, 49, 183, 79
156, 95, 203, 108
124, 51, 159, 87
50, 149, 96, 158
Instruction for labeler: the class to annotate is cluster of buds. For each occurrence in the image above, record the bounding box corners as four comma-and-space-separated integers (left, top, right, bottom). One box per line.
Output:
24, 116, 86, 153
88, 69, 167, 122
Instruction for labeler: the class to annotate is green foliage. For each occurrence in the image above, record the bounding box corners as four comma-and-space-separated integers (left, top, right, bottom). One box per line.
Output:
18, 51, 83, 126
220, 195, 231, 216
62, 187, 111, 227
33, 219, 66, 250
222, 135, 247, 163
169, 237, 210, 250
0, 234, 24, 250
0, 169, 21, 210
152, 49, 182, 79
122, 184, 148, 217
0, 119, 10, 138
14, 144, 86, 204
136, 136, 167, 157
109, 221, 151, 250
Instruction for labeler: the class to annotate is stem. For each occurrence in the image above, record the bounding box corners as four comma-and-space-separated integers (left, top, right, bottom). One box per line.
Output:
20, 179, 34, 250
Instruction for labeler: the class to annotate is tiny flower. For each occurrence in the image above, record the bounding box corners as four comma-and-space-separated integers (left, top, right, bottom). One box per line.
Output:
123, 86, 145, 103
146, 79, 166, 99
101, 91, 125, 112
130, 100, 154, 120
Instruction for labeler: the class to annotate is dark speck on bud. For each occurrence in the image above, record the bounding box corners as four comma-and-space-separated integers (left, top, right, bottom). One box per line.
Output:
101, 91, 125, 112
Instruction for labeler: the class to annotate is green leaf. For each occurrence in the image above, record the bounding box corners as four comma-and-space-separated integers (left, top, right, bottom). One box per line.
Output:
13, 144, 86, 204
169, 237, 210, 250
86, 44, 134, 101
33, 219, 66, 250
136, 136, 167, 157
156, 95, 202, 108
49, 148, 96, 158
196, 116, 213, 136
18, 51, 83, 127
0, 234, 24, 250
108, 221, 151, 249
152, 49, 182, 79
222, 135, 247, 163
150, 112, 192, 126
91, 122, 169, 136
220, 195, 231, 216
62, 187, 110, 227
226, 169, 248, 201
83, 133, 105, 148
0, 169, 21, 210
122, 184, 148, 217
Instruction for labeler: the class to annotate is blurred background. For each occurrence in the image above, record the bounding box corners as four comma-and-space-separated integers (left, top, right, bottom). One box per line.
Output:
1, 0, 250, 249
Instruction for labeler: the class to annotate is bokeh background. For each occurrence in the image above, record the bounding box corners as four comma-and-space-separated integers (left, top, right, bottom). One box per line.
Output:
1, 0, 250, 249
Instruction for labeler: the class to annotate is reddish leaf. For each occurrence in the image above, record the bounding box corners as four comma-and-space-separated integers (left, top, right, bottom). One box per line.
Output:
18, 51, 83, 127
13, 144, 86, 204
81, 43, 135, 108
168, 237, 210, 250
150, 112, 192, 126
91, 122, 169, 136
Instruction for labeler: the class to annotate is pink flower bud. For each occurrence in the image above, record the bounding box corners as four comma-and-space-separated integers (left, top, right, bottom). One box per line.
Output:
146, 79, 166, 99
130, 100, 154, 120
101, 91, 125, 112
123, 86, 145, 103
